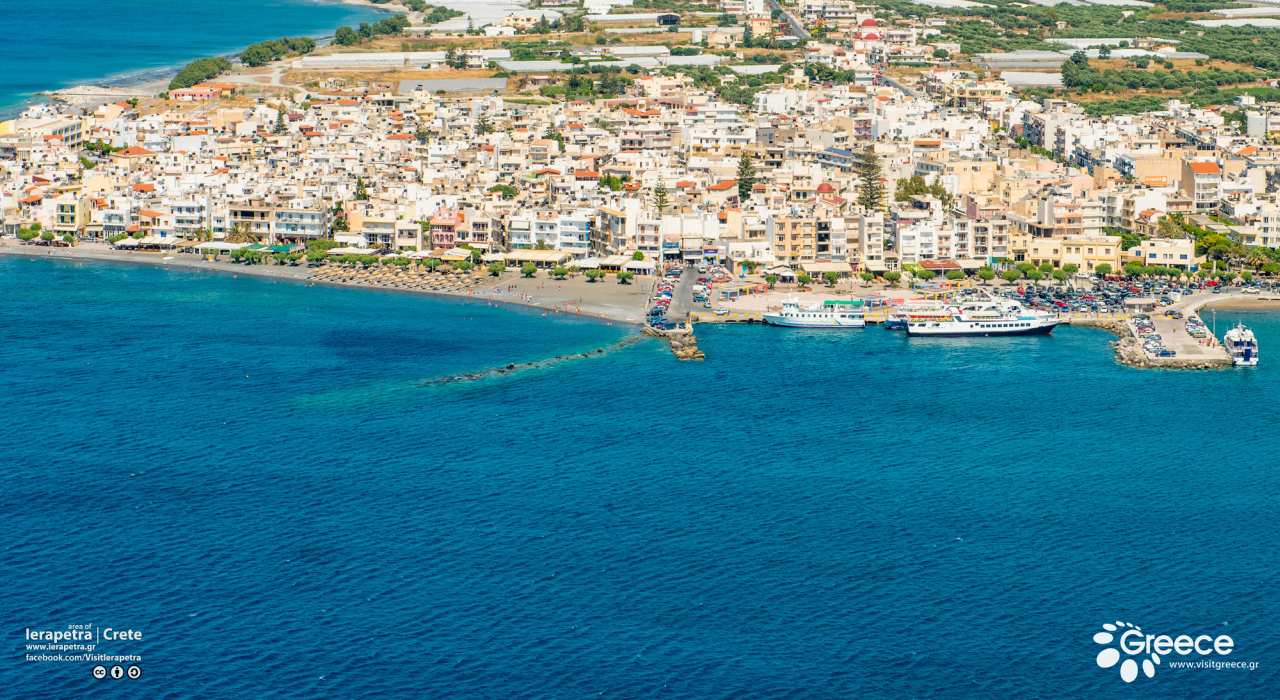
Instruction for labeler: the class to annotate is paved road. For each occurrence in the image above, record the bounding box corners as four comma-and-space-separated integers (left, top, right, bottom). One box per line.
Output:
878, 73, 920, 98
767, 0, 810, 40
666, 267, 699, 322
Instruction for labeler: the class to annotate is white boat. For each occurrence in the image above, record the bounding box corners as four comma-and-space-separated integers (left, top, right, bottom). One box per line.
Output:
885, 300, 950, 330
764, 299, 866, 328
906, 298, 1058, 336
1223, 323, 1259, 366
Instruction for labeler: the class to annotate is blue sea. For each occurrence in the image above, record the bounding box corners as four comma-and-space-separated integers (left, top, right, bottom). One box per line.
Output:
0, 0, 386, 116
3, 255, 1279, 697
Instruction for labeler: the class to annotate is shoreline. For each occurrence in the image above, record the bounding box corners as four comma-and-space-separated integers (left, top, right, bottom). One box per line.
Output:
0, 243, 646, 326
1, 0, 402, 119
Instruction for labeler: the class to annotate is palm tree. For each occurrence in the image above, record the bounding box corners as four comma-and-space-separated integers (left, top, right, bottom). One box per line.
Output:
226, 223, 259, 244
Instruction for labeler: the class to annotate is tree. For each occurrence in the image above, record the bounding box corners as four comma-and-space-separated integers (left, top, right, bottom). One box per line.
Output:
1002, 269, 1024, 283
476, 114, 493, 135
455, 260, 474, 273
859, 271, 875, 285
823, 271, 839, 287
945, 269, 965, 281
1053, 269, 1070, 283
797, 272, 812, 288
854, 147, 884, 210
334, 26, 360, 46
521, 262, 538, 278
765, 273, 779, 288
552, 265, 569, 279
169, 56, 231, 90
1157, 216, 1183, 239
487, 184, 517, 199
1026, 269, 1044, 285
737, 155, 757, 202
1038, 262, 1053, 274
488, 261, 504, 276
226, 223, 259, 244
978, 267, 996, 284
883, 271, 902, 287
654, 181, 668, 213
632, 251, 645, 261
445, 47, 465, 70
355, 177, 369, 201
585, 269, 606, 282
274, 109, 287, 135
617, 271, 635, 284
1062, 263, 1079, 276
915, 268, 936, 283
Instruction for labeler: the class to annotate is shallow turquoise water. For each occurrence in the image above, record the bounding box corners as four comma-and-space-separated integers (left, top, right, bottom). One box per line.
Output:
3, 256, 1278, 696
0, 0, 384, 115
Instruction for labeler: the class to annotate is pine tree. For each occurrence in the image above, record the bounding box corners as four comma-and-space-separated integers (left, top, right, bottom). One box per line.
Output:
274, 109, 286, 135
654, 182, 668, 213
737, 154, 757, 202
855, 147, 884, 211
476, 114, 492, 135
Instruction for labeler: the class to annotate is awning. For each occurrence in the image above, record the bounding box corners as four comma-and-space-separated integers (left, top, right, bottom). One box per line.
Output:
195, 242, 247, 252
505, 249, 571, 264
802, 262, 852, 274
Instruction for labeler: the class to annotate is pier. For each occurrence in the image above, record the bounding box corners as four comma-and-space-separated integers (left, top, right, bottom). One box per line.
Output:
1103, 291, 1280, 369
645, 321, 704, 360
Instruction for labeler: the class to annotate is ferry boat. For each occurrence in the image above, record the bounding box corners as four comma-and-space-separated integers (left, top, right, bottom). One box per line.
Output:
763, 299, 866, 328
906, 298, 1058, 337
885, 300, 950, 330
1223, 323, 1259, 366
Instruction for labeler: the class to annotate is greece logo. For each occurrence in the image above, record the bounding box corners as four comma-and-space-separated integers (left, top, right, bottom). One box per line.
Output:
1092, 619, 1236, 683
1094, 621, 1157, 683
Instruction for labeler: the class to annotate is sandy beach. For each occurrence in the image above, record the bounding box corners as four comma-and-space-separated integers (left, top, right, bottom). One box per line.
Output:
1199, 295, 1280, 310
0, 242, 649, 325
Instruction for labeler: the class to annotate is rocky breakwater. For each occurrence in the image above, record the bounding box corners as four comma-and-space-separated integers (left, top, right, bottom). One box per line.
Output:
1113, 335, 1231, 369
645, 322, 705, 360
1076, 316, 1231, 370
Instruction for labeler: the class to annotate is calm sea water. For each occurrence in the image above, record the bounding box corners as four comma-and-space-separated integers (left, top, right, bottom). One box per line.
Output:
0, 0, 384, 116
3, 255, 1279, 697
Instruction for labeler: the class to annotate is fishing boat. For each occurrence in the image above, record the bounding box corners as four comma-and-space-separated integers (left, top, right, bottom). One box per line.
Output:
764, 299, 866, 328
906, 298, 1058, 336
1223, 323, 1259, 366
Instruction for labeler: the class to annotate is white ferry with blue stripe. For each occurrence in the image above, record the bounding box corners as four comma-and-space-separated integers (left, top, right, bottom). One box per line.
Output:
906, 298, 1058, 337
